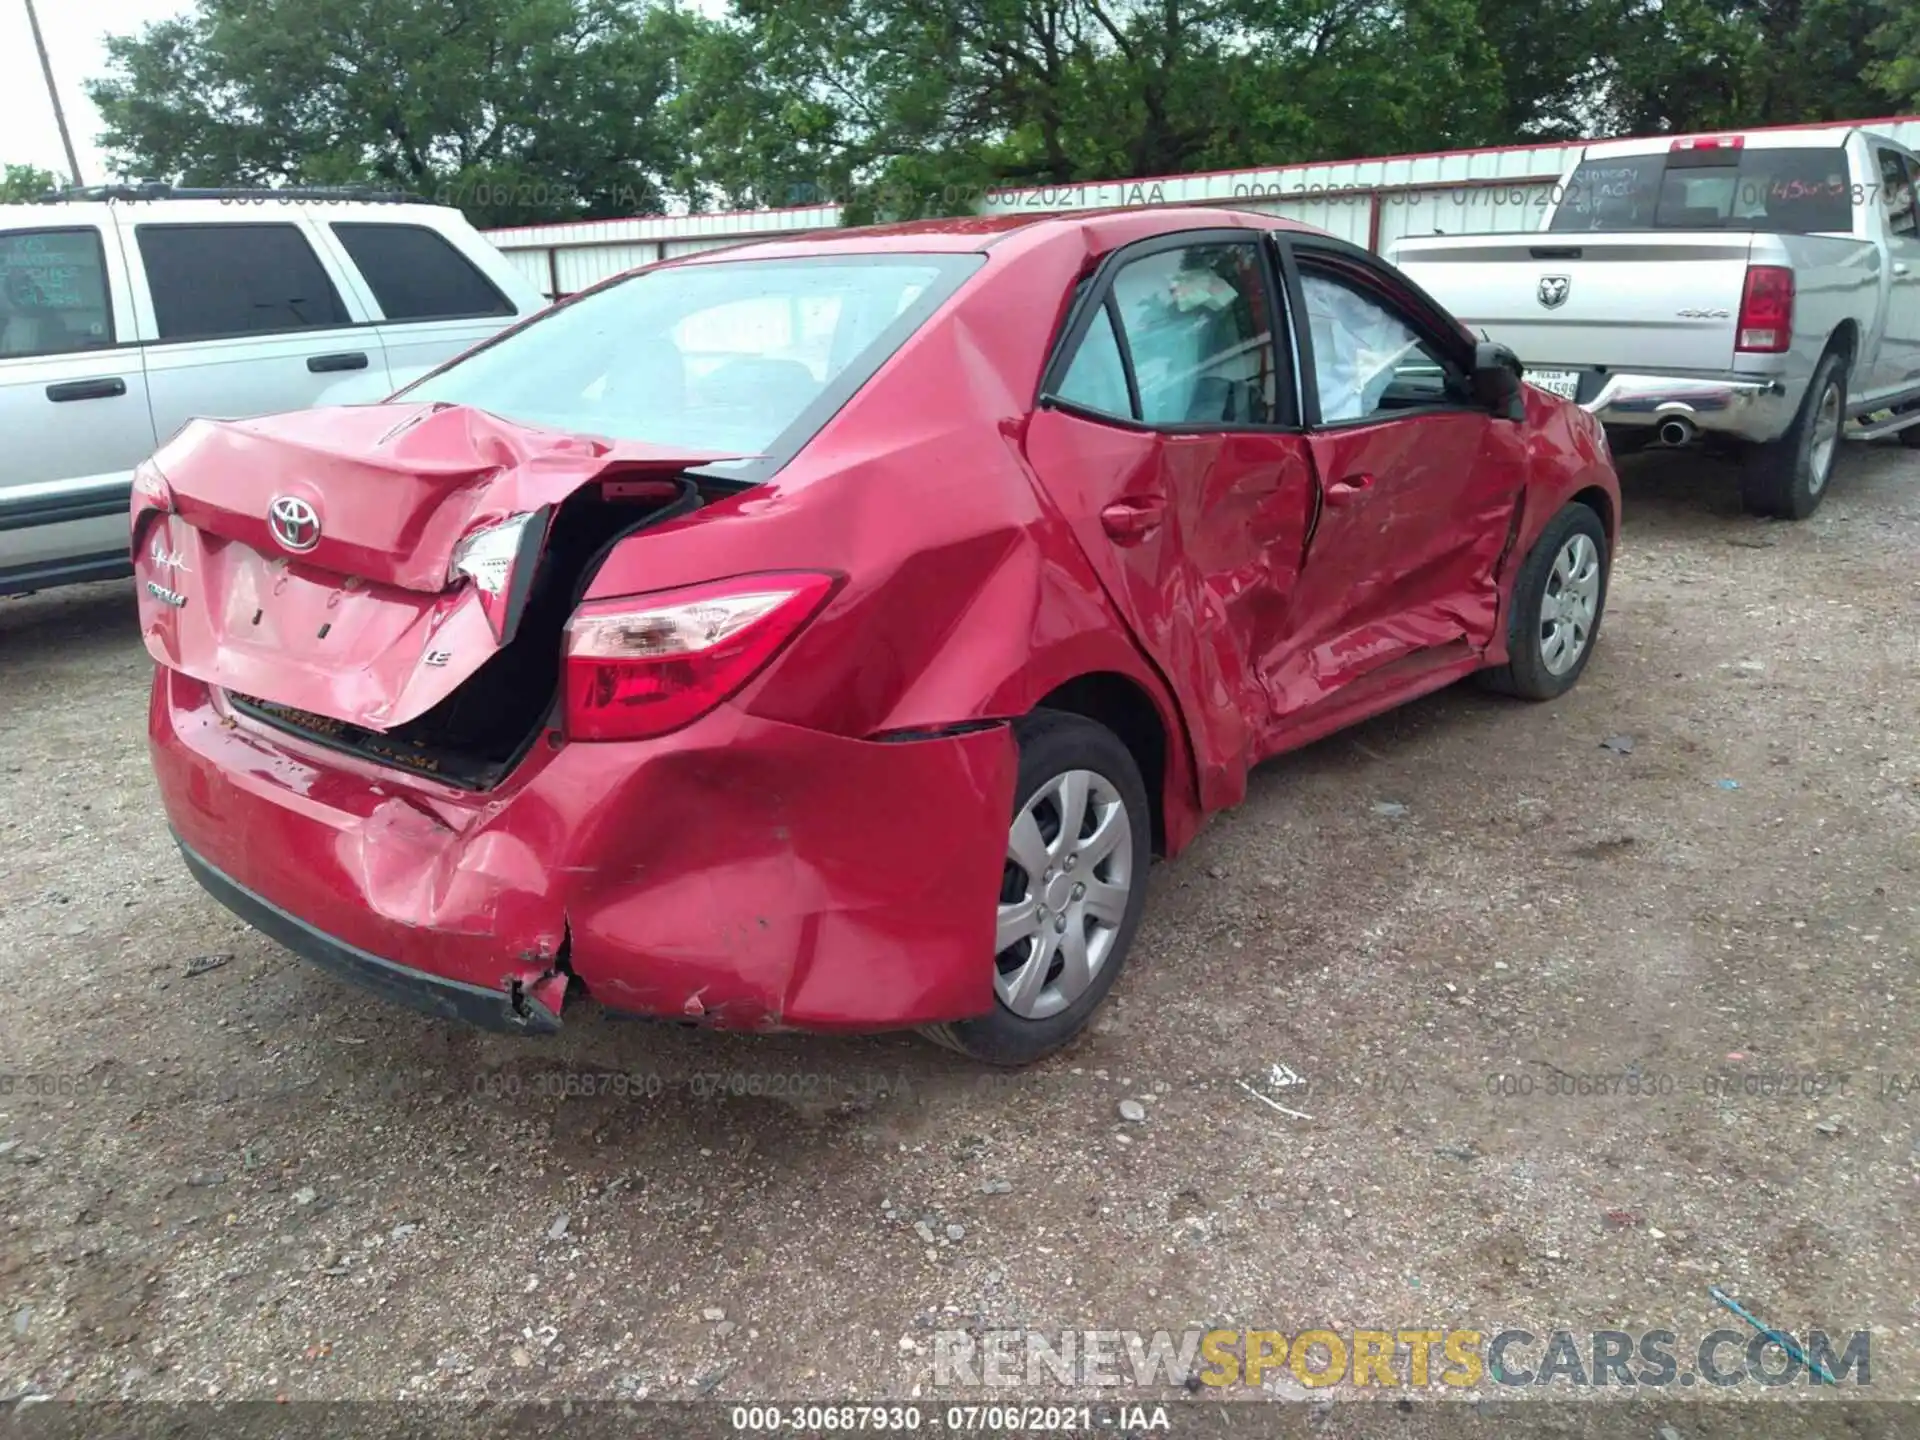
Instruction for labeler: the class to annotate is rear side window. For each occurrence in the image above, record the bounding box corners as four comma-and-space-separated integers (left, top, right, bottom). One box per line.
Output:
137, 224, 350, 341
0, 227, 116, 358
1055, 305, 1132, 417
1550, 147, 1853, 234
1877, 149, 1918, 237
332, 223, 515, 321
1050, 240, 1279, 426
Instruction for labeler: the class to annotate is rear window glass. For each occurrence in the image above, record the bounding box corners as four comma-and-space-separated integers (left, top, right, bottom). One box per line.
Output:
137, 223, 350, 340
1550, 147, 1853, 234
332, 222, 515, 321
400, 254, 980, 462
0, 227, 115, 357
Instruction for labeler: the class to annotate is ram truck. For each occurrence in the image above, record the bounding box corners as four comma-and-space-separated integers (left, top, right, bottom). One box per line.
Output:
1389, 125, 1920, 518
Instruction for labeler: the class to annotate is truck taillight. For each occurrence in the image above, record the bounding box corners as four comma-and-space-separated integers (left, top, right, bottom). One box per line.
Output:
1672, 135, 1743, 152
562, 572, 838, 742
1736, 265, 1794, 353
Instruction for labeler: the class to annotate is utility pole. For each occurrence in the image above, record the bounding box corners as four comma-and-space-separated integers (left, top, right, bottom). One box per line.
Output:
23, 0, 84, 187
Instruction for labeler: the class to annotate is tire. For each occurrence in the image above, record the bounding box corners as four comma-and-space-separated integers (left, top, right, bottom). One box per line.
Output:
920, 709, 1152, 1066
1477, 503, 1609, 702
1898, 417, 1920, 448
1740, 348, 1846, 519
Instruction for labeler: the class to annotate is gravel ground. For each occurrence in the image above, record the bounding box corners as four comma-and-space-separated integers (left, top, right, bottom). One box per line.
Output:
1, 443, 1916, 1421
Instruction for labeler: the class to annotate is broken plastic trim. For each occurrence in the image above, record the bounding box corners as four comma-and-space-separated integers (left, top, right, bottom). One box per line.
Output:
505, 928, 574, 1029
226, 691, 541, 791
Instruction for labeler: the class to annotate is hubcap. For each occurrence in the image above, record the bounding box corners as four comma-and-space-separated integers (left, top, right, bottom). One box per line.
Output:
1807, 380, 1841, 495
1538, 532, 1601, 677
996, 769, 1133, 1020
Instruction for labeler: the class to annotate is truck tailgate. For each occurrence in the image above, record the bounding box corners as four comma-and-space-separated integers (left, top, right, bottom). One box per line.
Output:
1390, 233, 1758, 373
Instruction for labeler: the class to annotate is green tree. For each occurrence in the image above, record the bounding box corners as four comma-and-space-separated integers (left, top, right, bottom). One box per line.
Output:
1605, 0, 1899, 135
0, 164, 62, 203
676, 0, 1524, 221
1869, 0, 1920, 113
87, 0, 700, 227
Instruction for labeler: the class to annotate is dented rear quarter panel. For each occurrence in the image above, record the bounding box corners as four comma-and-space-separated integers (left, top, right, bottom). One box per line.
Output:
152, 669, 1017, 1029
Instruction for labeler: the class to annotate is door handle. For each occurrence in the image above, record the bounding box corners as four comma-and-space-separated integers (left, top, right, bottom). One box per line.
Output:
307, 351, 370, 373
46, 377, 127, 403
1324, 473, 1375, 505
1100, 495, 1167, 543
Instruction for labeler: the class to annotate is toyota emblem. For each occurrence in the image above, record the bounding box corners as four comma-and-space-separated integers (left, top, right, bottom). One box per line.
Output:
267, 496, 322, 552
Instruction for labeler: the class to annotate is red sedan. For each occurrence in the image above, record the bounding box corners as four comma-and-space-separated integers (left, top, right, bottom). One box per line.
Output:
135, 208, 1619, 1065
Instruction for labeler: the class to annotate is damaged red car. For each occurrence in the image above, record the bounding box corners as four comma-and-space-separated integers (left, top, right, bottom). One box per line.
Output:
137, 208, 1619, 1065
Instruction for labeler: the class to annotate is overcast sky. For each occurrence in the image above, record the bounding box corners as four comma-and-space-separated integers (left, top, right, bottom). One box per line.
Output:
1, 0, 183, 182
2, 0, 731, 186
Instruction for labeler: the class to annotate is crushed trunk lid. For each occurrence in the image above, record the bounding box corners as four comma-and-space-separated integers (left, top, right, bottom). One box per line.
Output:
133, 403, 739, 731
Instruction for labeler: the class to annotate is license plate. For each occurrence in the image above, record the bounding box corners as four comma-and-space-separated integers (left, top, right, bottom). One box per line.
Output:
1526, 369, 1581, 401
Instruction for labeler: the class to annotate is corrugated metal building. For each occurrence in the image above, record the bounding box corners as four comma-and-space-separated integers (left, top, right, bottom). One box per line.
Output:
484, 204, 842, 300
484, 115, 1920, 295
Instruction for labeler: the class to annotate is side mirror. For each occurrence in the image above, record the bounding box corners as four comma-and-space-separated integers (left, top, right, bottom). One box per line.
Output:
1471, 340, 1526, 419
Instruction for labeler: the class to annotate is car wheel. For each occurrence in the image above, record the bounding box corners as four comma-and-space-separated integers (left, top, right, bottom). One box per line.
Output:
1478, 503, 1609, 702
1740, 348, 1846, 519
920, 710, 1151, 1066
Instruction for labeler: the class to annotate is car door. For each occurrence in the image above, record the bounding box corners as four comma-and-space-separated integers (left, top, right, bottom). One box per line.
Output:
1021, 229, 1318, 810
1264, 238, 1526, 720
0, 215, 155, 588
117, 209, 392, 442
1869, 145, 1920, 397
317, 218, 527, 394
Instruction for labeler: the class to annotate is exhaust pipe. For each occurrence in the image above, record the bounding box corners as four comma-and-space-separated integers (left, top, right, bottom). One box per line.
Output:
1656, 416, 1696, 447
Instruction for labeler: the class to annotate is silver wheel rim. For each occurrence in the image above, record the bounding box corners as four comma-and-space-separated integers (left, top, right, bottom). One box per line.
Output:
1807, 380, 1841, 495
996, 769, 1134, 1020
1539, 532, 1601, 677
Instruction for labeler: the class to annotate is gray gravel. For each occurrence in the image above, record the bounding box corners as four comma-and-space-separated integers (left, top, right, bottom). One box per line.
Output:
0, 443, 1916, 1404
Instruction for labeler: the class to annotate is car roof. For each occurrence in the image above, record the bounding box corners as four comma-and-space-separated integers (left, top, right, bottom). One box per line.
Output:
675, 206, 1319, 263
0, 198, 467, 228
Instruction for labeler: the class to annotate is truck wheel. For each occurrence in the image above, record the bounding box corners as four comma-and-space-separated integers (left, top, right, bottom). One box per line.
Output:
1739, 349, 1846, 519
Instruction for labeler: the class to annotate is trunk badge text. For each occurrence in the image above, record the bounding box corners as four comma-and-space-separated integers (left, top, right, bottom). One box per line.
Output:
148, 537, 189, 571
268, 496, 323, 553
1537, 275, 1572, 310
145, 581, 187, 608
424, 649, 454, 667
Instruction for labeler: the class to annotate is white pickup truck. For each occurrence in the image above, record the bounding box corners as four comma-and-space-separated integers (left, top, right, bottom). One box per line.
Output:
1389, 125, 1920, 519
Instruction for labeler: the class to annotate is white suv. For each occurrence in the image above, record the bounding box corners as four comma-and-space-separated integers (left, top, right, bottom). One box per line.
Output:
0, 186, 545, 596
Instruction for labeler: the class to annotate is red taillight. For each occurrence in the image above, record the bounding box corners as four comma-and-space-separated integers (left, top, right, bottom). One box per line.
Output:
562, 572, 838, 742
1672, 135, 1743, 152
1736, 265, 1794, 353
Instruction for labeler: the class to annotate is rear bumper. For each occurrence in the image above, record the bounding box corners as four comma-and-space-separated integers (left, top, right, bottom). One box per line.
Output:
177, 838, 561, 1034
149, 669, 1017, 1034
1582, 372, 1799, 443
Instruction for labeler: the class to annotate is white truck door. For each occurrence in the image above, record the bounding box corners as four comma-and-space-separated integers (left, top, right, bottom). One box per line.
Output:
1869, 143, 1920, 399
116, 207, 392, 441
0, 216, 155, 585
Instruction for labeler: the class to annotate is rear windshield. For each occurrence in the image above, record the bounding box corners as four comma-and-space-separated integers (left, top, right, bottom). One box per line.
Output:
401, 253, 981, 462
1549, 147, 1853, 234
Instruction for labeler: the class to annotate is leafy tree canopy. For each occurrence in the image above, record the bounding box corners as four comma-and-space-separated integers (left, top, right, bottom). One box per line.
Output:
84, 0, 1913, 227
